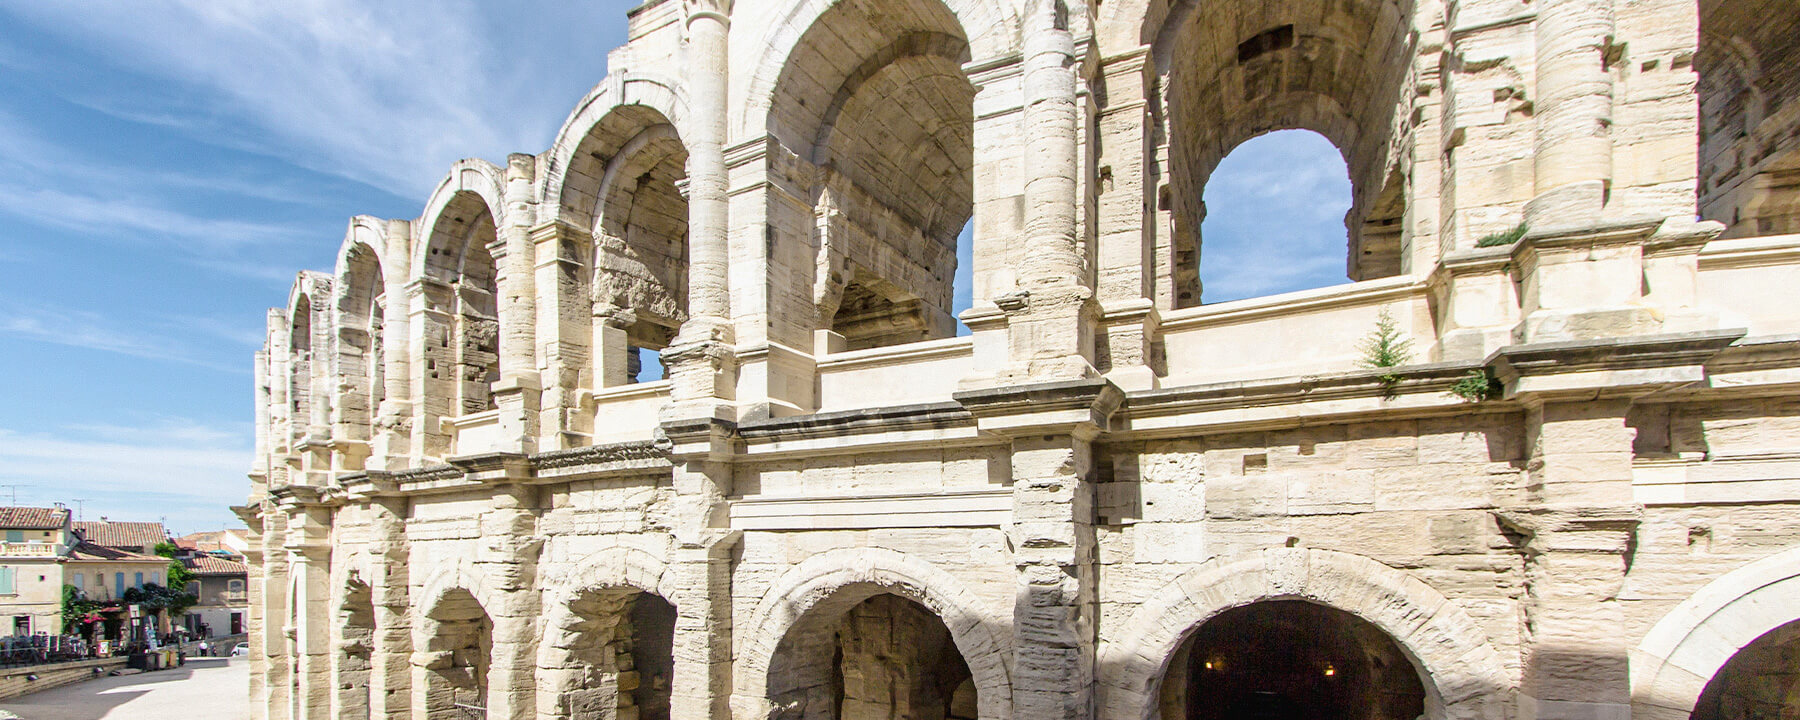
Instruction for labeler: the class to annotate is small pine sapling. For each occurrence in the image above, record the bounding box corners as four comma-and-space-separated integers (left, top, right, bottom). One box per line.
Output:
1359, 309, 1414, 396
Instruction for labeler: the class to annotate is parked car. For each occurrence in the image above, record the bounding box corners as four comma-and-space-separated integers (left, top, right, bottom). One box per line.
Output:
231, 643, 249, 657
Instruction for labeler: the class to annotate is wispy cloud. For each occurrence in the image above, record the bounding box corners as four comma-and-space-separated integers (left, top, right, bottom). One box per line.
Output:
2, 0, 609, 199
0, 418, 252, 532
0, 302, 255, 373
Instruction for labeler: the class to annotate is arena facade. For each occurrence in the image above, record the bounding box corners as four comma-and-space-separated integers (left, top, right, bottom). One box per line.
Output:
243, 0, 1800, 718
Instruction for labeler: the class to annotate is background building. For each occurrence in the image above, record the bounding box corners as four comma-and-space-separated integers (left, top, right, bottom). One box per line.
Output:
247, 0, 1800, 719
0, 506, 75, 636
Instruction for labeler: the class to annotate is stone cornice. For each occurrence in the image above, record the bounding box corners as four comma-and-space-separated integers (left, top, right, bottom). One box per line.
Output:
1489, 329, 1746, 402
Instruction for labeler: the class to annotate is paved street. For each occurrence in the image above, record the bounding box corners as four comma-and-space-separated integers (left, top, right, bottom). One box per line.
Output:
0, 656, 248, 720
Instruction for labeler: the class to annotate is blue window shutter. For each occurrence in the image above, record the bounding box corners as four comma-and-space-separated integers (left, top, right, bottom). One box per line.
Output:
0, 568, 14, 595
115, 573, 124, 597
134, 572, 144, 589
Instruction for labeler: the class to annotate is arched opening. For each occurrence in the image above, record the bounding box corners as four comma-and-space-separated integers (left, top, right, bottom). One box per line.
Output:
1691, 617, 1800, 719
289, 294, 313, 445
336, 578, 375, 720
1697, 0, 1800, 238
1160, 600, 1425, 720
1197, 131, 1358, 303
421, 588, 493, 718
770, 0, 975, 353
1156, 0, 1418, 308
337, 245, 385, 442
767, 589, 977, 720
541, 588, 677, 720
424, 191, 502, 415
571, 109, 689, 387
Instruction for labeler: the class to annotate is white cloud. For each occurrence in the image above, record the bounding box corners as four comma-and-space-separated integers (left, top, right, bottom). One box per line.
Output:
3, 0, 612, 199
1199, 130, 1356, 302
0, 302, 254, 373
0, 419, 252, 532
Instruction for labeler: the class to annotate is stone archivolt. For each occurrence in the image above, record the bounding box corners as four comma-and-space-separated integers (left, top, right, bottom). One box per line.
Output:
245, 0, 1800, 719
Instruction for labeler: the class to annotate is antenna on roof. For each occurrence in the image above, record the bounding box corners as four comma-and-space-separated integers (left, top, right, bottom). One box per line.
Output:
69, 499, 90, 522
0, 484, 26, 505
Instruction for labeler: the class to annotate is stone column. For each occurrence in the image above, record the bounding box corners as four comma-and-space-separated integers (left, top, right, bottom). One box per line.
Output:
531, 221, 593, 450
477, 480, 543, 720
1527, 0, 1615, 227
372, 219, 413, 469
285, 498, 334, 720
235, 505, 271, 720
993, 0, 1097, 384
665, 0, 738, 412
490, 154, 542, 454
366, 494, 412, 720
957, 379, 1121, 720
259, 506, 292, 720
664, 418, 736, 720
408, 278, 456, 459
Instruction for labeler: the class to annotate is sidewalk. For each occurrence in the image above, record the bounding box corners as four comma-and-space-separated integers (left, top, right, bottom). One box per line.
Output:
0, 655, 247, 720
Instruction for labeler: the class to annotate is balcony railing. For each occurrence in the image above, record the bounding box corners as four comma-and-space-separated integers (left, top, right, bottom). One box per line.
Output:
0, 542, 61, 557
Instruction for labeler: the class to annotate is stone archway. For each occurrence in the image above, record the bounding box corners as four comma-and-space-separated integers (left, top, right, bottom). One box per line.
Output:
417, 586, 494, 719
1632, 545, 1800, 720
732, 548, 1011, 720
335, 575, 376, 720
1098, 548, 1510, 720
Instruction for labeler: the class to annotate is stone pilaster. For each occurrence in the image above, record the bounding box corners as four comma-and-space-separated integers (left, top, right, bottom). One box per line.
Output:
1527, 0, 1615, 227
259, 504, 292, 720
492, 154, 541, 455
663, 414, 736, 720
957, 379, 1122, 720
476, 475, 543, 720
281, 490, 335, 720
234, 504, 272, 720
407, 277, 456, 459
366, 493, 413, 720
530, 220, 593, 449
372, 219, 414, 468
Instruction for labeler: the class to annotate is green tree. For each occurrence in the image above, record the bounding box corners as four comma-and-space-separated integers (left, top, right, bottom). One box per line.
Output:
154, 541, 195, 592
60, 584, 102, 637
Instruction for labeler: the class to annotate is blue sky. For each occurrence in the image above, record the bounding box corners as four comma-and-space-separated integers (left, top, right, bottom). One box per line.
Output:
0, 2, 1351, 535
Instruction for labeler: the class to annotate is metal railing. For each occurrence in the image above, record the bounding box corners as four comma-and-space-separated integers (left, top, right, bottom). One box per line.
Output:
0, 635, 94, 667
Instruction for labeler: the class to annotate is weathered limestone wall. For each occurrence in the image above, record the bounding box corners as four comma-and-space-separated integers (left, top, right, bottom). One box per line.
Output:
241, 1, 1800, 719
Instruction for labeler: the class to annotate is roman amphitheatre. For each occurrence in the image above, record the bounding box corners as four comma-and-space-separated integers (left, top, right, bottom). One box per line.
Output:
243, 0, 1800, 718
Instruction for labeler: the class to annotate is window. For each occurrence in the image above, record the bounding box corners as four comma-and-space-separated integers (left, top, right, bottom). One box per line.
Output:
229, 579, 245, 593
0, 568, 14, 595
4, 531, 20, 543
191, 580, 203, 596
72, 572, 84, 591
134, 572, 144, 589
114, 572, 124, 598
11, 616, 26, 636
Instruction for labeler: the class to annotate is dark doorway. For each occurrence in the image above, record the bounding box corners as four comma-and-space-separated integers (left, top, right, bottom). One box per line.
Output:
1168, 600, 1424, 720
1691, 617, 1800, 719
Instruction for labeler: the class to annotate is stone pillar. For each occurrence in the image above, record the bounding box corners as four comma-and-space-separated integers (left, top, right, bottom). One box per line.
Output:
366, 495, 412, 720
1527, 0, 1615, 227
957, 379, 1121, 720
286, 499, 334, 720
492, 154, 541, 454
236, 505, 271, 720
993, 0, 1097, 384
408, 278, 456, 459
531, 221, 593, 450
477, 480, 542, 720
372, 219, 413, 469
664, 418, 736, 720
260, 507, 293, 720
665, 0, 738, 413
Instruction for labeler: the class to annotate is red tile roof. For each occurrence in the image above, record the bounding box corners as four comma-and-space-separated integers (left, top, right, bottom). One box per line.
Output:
183, 555, 248, 575
0, 506, 70, 530
66, 541, 165, 563
73, 520, 167, 550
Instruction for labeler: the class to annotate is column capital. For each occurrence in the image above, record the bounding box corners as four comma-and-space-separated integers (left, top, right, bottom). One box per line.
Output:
683, 0, 732, 26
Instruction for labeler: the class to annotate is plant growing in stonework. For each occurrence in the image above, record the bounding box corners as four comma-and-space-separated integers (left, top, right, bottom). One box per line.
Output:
1449, 368, 1503, 402
1359, 309, 1414, 396
1475, 222, 1529, 248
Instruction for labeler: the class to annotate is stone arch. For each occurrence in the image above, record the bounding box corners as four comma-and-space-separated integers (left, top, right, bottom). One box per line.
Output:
416, 161, 507, 417
1098, 547, 1510, 720
415, 561, 500, 718
731, 547, 1012, 720
1697, 0, 1800, 238
286, 273, 332, 443
1151, 0, 1420, 304
534, 546, 678, 720
540, 72, 689, 229
1632, 544, 1800, 719
735, 0, 1020, 139
330, 217, 390, 448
